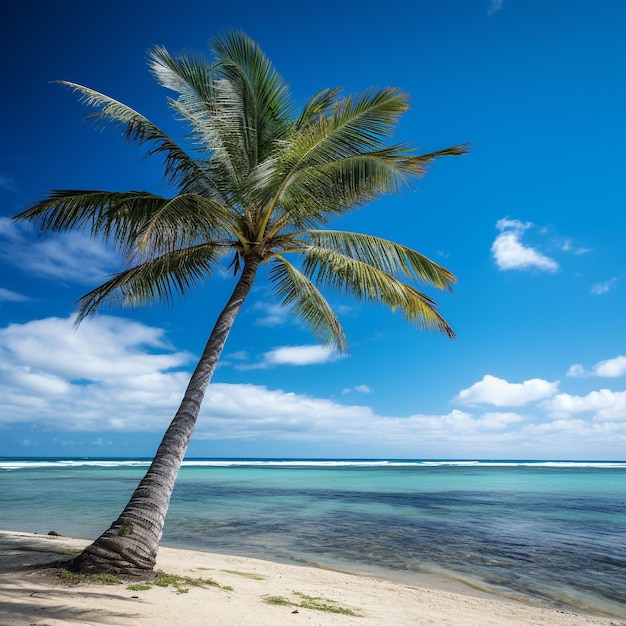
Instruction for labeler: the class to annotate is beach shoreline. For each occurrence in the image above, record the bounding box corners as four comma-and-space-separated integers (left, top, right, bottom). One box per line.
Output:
0, 530, 623, 626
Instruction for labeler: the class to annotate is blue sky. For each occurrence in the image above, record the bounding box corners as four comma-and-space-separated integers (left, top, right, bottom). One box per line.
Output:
1, 0, 625, 459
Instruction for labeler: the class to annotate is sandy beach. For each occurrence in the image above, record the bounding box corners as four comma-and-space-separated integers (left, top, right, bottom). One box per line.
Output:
0, 530, 623, 626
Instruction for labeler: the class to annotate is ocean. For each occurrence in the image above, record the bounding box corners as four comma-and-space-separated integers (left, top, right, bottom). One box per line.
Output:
1, 458, 625, 618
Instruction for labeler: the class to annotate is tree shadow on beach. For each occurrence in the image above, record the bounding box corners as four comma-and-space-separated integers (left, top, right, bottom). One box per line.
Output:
0, 532, 143, 625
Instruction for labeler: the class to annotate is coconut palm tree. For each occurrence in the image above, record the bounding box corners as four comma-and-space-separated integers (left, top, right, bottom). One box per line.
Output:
15, 32, 467, 578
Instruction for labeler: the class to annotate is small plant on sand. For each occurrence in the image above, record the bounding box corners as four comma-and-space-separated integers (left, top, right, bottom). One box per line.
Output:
153, 570, 232, 594
127, 583, 153, 591
263, 591, 358, 616
294, 592, 358, 616
264, 595, 292, 606
58, 569, 120, 585
222, 569, 265, 580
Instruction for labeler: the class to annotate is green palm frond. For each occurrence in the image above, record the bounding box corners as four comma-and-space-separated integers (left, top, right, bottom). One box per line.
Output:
268, 256, 348, 353
295, 87, 343, 130
294, 87, 410, 163
75, 243, 221, 322
306, 230, 455, 291
149, 46, 216, 103
262, 88, 466, 234
273, 150, 419, 229
302, 247, 455, 338
211, 31, 294, 158
16, 190, 168, 247
127, 194, 238, 259
58, 82, 210, 195
15, 190, 234, 258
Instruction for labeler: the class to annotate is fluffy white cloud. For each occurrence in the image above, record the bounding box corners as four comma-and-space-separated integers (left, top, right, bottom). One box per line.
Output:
491, 219, 558, 272
1, 314, 625, 458
545, 389, 626, 421
567, 356, 626, 378
455, 374, 559, 407
0, 315, 192, 430
195, 392, 525, 449
238, 344, 341, 369
264, 345, 339, 366
0, 218, 119, 284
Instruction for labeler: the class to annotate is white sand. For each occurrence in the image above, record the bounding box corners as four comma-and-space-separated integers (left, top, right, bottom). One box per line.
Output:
0, 530, 622, 626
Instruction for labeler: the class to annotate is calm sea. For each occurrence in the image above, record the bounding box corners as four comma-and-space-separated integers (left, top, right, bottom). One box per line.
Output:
1, 458, 625, 617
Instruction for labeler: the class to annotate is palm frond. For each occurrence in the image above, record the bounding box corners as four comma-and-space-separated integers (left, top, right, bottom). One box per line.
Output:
15, 190, 235, 258
75, 243, 221, 322
128, 194, 238, 259
211, 31, 294, 160
301, 247, 455, 338
16, 189, 166, 243
268, 256, 348, 352
149, 46, 216, 102
148, 46, 242, 196
262, 89, 465, 235
295, 87, 343, 130
306, 230, 456, 291
58, 81, 210, 194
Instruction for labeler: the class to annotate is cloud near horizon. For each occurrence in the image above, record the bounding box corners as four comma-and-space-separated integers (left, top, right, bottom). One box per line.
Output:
455, 374, 559, 407
491, 219, 559, 272
0, 315, 624, 457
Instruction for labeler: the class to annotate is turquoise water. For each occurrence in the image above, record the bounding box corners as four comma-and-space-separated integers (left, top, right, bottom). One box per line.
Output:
1, 458, 625, 617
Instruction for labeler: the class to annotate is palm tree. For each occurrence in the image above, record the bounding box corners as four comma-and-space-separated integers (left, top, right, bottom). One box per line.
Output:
15, 32, 467, 578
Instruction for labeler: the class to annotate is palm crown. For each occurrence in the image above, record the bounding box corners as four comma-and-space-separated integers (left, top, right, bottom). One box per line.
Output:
19, 32, 466, 351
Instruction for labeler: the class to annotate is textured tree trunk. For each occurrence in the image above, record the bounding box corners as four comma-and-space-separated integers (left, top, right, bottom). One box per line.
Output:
67, 257, 260, 578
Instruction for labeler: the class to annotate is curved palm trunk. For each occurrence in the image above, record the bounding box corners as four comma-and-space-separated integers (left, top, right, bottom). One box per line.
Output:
67, 257, 260, 578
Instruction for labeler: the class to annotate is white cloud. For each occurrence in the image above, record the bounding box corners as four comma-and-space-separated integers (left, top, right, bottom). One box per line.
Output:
253, 302, 289, 326
561, 239, 590, 255
595, 356, 626, 377
241, 344, 341, 369
1, 314, 625, 458
342, 384, 372, 395
0, 218, 120, 284
591, 278, 618, 295
0, 288, 32, 302
567, 356, 626, 378
488, 0, 503, 15
477, 412, 525, 429
566, 364, 586, 378
544, 389, 626, 421
491, 219, 558, 272
0, 315, 192, 431
195, 391, 525, 448
456, 374, 559, 407
265, 345, 339, 366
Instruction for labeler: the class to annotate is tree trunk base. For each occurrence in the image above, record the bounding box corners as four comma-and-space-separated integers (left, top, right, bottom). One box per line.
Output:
65, 537, 157, 581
